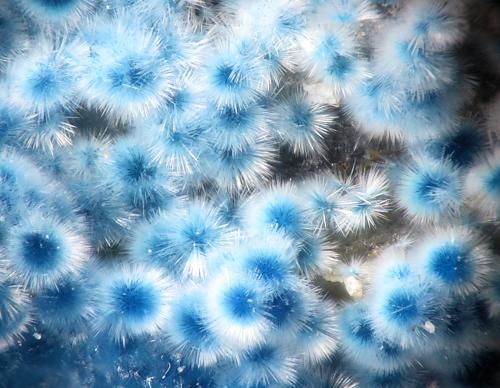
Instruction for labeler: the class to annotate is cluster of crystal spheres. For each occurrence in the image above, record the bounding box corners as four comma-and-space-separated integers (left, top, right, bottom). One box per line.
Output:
0, 0, 499, 387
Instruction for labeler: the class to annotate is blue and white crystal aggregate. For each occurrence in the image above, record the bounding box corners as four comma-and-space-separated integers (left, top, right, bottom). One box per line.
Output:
0, 0, 499, 387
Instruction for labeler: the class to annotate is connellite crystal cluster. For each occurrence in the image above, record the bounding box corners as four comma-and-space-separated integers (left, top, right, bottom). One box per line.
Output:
0, 0, 499, 387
